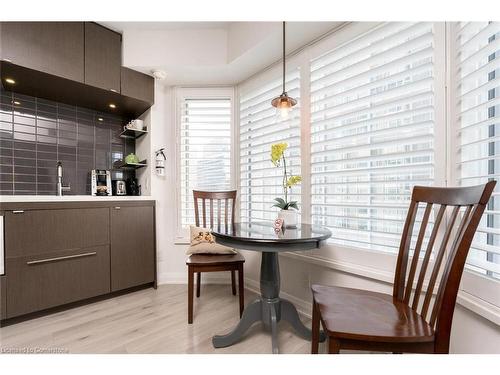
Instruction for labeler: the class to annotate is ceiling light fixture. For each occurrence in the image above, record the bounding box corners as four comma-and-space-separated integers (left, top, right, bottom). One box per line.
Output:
108, 103, 116, 109
5, 78, 16, 84
271, 21, 297, 121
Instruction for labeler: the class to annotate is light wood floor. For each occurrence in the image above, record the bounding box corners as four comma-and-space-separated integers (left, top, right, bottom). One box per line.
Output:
0, 284, 327, 354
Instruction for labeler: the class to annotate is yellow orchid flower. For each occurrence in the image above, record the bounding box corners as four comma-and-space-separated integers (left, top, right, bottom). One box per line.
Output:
270, 142, 288, 166
286, 175, 302, 188
269, 142, 301, 210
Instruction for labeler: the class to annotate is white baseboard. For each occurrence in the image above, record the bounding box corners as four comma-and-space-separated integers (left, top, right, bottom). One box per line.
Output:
243, 278, 313, 318
158, 272, 234, 285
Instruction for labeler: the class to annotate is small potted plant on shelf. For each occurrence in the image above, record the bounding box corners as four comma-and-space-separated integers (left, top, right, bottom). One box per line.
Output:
270, 142, 302, 228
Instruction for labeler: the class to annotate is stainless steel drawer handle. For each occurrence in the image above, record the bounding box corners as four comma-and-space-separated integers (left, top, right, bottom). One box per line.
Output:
12, 210, 24, 214
114, 206, 121, 210
26, 252, 97, 265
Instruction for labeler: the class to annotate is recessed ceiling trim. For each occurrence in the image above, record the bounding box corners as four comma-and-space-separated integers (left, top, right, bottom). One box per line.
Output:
237, 21, 351, 86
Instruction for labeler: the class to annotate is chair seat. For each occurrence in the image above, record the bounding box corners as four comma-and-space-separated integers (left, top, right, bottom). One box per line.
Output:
312, 285, 434, 343
186, 252, 245, 266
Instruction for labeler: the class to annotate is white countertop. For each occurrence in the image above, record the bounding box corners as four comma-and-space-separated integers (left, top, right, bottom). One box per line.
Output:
0, 195, 155, 203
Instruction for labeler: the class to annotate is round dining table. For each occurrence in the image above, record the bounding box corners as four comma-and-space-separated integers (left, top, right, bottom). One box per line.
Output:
211, 221, 332, 354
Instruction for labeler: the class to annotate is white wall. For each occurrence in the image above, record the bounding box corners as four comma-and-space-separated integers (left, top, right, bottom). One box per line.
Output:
451, 305, 500, 353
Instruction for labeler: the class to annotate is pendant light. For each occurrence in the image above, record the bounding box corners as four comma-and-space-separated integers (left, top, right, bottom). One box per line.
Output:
271, 21, 297, 120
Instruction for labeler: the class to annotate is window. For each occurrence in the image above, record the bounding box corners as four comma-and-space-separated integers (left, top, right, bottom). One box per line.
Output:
235, 22, 498, 320
239, 70, 301, 222
310, 22, 436, 253
455, 22, 500, 280
178, 94, 232, 228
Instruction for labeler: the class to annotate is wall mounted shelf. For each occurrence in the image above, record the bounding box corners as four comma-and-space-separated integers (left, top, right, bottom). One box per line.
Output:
119, 127, 148, 140
114, 160, 147, 170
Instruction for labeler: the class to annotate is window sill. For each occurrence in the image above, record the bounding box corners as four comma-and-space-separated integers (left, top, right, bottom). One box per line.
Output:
279, 246, 500, 326
174, 237, 190, 245
456, 290, 500, 326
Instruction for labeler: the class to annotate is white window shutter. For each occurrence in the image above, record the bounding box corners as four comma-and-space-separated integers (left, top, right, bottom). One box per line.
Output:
239, 70, 301, 222
180, 98, 232, 227
310, 22, 436, 253
455, 22, 500, 279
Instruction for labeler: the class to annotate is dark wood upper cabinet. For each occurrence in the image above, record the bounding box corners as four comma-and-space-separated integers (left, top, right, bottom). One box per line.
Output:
110, 205, 155, 292
121, 67, 155, 105
84, 22, 122, 92
0, 22, 84, 82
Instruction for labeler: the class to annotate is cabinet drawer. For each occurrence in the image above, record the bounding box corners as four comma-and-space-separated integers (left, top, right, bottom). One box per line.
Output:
5, 208, 109, 257
5, 245, 110, 318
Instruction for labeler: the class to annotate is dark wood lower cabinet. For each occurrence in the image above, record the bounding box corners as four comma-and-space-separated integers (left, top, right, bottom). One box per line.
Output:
5, 207, 110, 258
0, 276, 6, 320
0, 200, 156, 323
110, 205, 155, 292
6, 246, 110, 318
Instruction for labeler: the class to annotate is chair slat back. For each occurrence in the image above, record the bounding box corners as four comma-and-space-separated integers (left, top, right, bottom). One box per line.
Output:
392, 181, 496, 350
193, 190, 237, 231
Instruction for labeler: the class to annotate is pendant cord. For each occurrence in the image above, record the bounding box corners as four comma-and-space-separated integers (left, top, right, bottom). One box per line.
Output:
282, 21, 286, 94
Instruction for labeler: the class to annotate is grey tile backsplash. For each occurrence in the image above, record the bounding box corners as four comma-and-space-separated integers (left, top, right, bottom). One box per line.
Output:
0, 89, 134, 195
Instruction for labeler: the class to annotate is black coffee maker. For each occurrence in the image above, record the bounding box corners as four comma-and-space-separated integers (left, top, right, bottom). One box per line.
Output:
127, 177, 141, 196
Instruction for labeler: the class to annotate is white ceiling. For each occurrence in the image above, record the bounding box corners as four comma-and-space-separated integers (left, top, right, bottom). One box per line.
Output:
100, 22, 343, 85
102, 21, 231, 32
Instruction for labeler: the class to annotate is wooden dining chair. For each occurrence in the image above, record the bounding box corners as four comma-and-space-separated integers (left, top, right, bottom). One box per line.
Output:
186, 190, 245, 324
311, 181, 496, 354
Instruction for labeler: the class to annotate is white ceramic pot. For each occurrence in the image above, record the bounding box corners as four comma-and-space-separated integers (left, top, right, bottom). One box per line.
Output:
278, 209, 298, 228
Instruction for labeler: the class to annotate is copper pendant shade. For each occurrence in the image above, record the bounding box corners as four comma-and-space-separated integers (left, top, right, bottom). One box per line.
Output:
271, 22, 297, 114
271, 92, 297, 108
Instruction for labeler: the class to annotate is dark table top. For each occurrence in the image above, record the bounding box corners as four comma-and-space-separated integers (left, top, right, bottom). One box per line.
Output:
211, 222, 332, 253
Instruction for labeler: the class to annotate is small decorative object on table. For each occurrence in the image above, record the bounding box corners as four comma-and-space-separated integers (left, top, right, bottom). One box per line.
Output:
270, 142, 302, 228
273, 218, 284, 234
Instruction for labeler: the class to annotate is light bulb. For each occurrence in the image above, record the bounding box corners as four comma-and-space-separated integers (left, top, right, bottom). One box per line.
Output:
276, 103, 292, 121
280, 107, 290, 119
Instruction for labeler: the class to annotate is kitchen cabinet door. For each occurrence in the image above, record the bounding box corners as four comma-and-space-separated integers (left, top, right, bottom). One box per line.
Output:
84, 22, 122, 92
110, 205, 155, 291
0, 276, 6, 320
120, 67, 155, 105
0, 22, 84, 82
6, 245, 110, 318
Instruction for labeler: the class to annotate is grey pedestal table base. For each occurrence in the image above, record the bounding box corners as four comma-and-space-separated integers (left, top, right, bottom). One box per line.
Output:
212, 251, 326, 354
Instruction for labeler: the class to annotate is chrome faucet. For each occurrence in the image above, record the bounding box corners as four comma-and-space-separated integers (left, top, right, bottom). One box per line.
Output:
56, 161, 71, 196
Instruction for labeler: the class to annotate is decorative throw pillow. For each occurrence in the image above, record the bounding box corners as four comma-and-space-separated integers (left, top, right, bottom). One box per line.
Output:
186, 225, 237, 255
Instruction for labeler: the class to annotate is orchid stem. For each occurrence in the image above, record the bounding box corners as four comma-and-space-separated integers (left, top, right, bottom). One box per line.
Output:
282, 154, 288, 205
